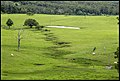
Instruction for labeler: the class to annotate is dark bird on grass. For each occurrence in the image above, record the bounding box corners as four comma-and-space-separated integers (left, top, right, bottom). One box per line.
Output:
93, 47, 96, 52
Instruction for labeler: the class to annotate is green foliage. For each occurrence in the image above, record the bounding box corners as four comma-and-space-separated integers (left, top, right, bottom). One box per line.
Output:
23, 19, 39, 28
26, 12, 34, 16
117, 17, 119, 24
1, 11, 4, 14
65, 13, 69, 16
6, 18, 13, 29
116, 17, 119, 20
1, 1, 119, 15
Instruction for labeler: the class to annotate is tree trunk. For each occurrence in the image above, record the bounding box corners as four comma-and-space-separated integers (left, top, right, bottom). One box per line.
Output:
18, 31, 21, 51
18, 38, 20, 51
30, 26, 32, 28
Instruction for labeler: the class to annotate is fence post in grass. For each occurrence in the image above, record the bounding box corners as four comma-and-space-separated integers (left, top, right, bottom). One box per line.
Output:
18, 30, 20, 51
17, 29, 23, 51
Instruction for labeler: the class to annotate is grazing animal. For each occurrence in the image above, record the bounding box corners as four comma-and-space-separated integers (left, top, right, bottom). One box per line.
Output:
106, 65, 112, 69
93, 47, 96, 52
11, 54, 14, 56
114, 62, 118, 64
92, 52, 96, 55
91, 47, 96, 55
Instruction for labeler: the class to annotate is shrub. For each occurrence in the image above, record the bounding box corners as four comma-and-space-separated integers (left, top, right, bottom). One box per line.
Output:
6, 18, 13, 29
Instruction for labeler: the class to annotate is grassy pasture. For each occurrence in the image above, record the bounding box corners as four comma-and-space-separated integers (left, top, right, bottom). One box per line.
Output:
1, 14, 119, 80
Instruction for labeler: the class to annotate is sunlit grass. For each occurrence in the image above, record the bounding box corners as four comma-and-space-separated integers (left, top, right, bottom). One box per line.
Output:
1, 14, 119, 80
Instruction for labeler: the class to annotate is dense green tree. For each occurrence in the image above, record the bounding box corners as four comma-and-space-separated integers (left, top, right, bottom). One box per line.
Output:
23, 19, 39, 28
6, 18, 13, 29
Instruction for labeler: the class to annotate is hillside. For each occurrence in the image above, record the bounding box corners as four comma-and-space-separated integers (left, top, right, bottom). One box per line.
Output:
1, 14, 119, 80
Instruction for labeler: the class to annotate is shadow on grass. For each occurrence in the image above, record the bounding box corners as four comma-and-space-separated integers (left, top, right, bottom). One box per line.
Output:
41, 29, 74, 59
43, 47, 75, 59
33, 63, 45, 66
1, 25, 37, 31
64, 57, 105, 66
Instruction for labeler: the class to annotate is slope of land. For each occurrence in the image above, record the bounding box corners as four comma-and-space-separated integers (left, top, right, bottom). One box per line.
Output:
1, 14, 119, 80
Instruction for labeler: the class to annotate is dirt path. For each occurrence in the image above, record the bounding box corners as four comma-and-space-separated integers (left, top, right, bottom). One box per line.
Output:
46, 26, 80, 29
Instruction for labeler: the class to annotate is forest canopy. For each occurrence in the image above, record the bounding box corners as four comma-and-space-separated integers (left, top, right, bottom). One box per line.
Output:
1, 1, 119, 15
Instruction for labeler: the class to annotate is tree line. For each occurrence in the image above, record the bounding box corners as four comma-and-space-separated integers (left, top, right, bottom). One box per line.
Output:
1, 1, 119, 15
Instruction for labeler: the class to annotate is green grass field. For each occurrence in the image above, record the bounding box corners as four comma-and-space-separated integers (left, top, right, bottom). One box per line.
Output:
1, 14, 119, 80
